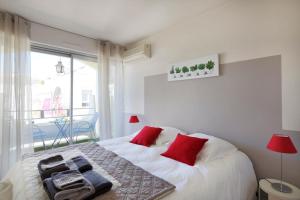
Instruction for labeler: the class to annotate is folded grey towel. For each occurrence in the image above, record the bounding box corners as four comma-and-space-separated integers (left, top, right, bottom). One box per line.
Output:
43, 170, 113, 200
54, 178, 95, 200
38, 155, 92, 181
66, 156, 93, 173
51, 170, 84, 190
41, 160, 66, 171
38, 155, 70, 180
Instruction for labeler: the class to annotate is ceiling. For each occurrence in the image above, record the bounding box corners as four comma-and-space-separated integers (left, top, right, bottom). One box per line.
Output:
0, 0, 229, 45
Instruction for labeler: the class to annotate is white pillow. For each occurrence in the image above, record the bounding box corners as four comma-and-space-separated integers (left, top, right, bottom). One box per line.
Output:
130, 129, 141, 138
155, 126, 185, 145
130, 126, 185, 146
190, 133, 237, 163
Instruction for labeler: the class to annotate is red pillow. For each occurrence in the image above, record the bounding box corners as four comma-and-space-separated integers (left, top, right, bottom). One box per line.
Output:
130, 126, 163, 147
161, 134, 208, 166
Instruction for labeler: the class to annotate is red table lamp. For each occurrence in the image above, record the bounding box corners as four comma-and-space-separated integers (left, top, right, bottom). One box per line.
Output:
129, 115, 139, 123
267, 134, 297, 193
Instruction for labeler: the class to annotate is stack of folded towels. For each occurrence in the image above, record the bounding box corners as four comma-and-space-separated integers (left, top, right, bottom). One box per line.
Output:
38, 155, 112, 200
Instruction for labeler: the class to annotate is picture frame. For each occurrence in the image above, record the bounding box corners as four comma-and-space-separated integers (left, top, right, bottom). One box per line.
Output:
168, 54, 219, 81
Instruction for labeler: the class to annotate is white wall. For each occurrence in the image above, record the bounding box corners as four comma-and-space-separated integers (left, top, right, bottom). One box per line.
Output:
124, 0, 300, 132
31, 22, 98, 55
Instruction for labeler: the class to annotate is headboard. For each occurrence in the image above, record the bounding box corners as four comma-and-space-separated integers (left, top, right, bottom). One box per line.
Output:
144, 55, 300, 187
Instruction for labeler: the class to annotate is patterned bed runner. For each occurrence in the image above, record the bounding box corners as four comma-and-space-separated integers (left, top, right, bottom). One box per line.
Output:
24, 143, 175, 200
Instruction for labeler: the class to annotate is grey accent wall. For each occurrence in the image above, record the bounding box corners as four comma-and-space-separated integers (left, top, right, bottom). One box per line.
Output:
144, 55, 300, 187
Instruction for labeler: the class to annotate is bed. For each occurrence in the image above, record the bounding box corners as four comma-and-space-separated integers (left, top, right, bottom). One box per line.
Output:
5, 128, 257, 200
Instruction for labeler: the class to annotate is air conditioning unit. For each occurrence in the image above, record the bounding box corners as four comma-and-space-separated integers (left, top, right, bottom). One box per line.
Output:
123, 44, 151, 62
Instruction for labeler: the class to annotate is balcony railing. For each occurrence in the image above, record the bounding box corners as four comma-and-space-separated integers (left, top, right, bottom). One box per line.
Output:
32, 107, 96, 120
31, 107, 98, 151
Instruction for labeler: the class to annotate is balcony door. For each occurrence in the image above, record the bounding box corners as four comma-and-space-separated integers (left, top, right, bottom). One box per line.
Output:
72, 56, 99, 143
31, 47, 98, 151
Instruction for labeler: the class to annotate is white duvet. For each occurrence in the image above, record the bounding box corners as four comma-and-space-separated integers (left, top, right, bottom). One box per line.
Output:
6, 134, 257, 200
98, 136, 257, 200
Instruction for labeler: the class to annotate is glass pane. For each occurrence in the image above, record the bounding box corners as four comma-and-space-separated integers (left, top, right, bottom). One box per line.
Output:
72, 57, 99, 142
31, 51, 71, 151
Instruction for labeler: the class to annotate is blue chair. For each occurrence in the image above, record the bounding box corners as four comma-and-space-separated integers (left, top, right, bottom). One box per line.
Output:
32, 124, 46, 150
73, 112, 99, 142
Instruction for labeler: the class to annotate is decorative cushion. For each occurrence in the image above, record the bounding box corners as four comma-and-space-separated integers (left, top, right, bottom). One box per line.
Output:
130, 126, 163, 147
161, 134, 208, 166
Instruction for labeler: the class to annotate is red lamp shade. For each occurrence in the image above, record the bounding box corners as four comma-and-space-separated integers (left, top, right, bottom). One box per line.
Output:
129, 115, 139, 123
267, 134, 297, 154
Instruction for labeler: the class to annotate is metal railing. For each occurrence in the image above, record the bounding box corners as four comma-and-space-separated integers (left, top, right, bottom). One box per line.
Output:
32, 107, 99, 149
32, 107, 96, 120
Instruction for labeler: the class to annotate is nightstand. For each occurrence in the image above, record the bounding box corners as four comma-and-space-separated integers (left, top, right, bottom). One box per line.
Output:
259, 179, 300, 200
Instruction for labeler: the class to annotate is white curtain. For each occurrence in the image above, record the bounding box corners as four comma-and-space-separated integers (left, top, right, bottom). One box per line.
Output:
0, 13, 33, 178
97, 41, 124, 139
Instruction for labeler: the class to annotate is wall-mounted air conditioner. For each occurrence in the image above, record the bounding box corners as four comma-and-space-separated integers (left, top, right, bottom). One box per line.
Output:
123, 44, 151, 62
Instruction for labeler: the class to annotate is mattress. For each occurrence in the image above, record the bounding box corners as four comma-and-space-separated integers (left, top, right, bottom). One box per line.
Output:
99, 135, 258, 200
6, 134, 257, 200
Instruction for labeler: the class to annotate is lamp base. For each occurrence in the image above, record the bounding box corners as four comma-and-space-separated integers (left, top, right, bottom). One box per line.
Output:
271, 182, 293, 193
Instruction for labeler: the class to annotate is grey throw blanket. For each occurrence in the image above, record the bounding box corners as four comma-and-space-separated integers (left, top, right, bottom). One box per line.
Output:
25, 143, 176, 200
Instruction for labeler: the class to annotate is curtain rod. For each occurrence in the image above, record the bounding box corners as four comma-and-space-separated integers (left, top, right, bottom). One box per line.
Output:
31, 21, 99, 41
0, 9, 100, 41
31, 43, 97, 61
0, 9, 124, 46
31, 21, 125, 47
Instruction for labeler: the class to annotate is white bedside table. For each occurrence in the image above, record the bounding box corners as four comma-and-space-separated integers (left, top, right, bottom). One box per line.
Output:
259, 179, 300, 200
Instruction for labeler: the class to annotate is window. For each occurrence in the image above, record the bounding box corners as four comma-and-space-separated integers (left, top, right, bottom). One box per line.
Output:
31, 47, 99, 151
